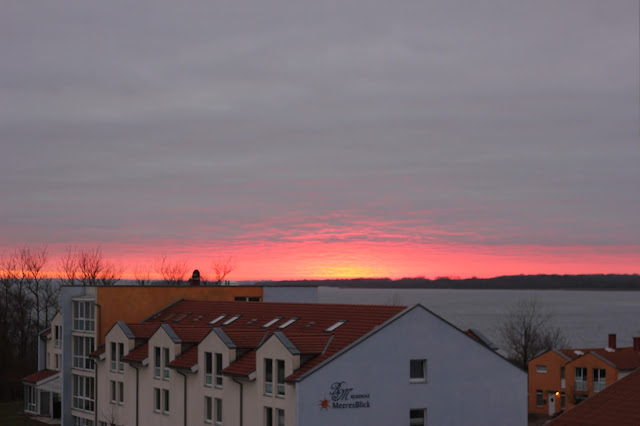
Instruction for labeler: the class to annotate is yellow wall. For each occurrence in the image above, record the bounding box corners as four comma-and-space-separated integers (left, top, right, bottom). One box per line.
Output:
96, 286, 263, 344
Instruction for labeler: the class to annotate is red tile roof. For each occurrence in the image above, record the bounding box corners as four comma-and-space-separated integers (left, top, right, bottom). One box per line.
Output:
40, 328, 51, 337
168, 345, 198, 369
223, 350, 257, 377
561, 347, 640, 370
117, 300, 406, 381
122, 342, 149, 363
23, 370, 58, 384
548, 368, 640, 426
90, 345, 106, 358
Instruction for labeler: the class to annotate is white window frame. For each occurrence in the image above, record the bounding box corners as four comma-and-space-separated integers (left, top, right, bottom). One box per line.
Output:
110, 380, 116, 404
409, 408, 426, 426
205, 396, 212, 423
215, 353, 223, 388
536, 390, 544, 407
118, 343, 125, 373
110, 342, 117, 372
54, 325, 61, 348
73, 336, 95, 371
276, 408, 284, 426
264, 358, 273, 395
154, 388, 161, 413
154, 347, 161, 379
205, 352, 213, 386
215, 397, 222, 426
264, 407, 273, 426
72, 374, 95, 413
162, 389, 170, 414
73, 301, 95, 332
593, 368, 606, 392
276, 360, 285, 397
575, 367, 587, 391
410, 359, 427, 383
24, 384, 38, 413
118, 381, 124, 405
163, 348, 170, 380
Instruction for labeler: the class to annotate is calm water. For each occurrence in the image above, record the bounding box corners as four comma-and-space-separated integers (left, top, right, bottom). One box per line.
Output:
318, 288, 640, 350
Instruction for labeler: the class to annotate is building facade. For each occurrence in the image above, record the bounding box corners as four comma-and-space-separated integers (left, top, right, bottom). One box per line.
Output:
528, 334, 640, 416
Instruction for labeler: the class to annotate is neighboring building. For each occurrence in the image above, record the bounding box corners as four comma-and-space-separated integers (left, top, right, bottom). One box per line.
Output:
528, 334, 640, 416
23, 312, 63, 421
547, 367, 640, 426
42, 281, 317, 426
90, 299, 524, 426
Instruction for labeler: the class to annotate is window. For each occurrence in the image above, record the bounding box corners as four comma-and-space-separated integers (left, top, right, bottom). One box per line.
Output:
593, 369, 606, 392
73, 336, 95, 370
265, 407, 273, 426
73, 301, 95, 332
278, 318, 298, 329
262, 318, 281, 328
54, 325, 61, 348
73, 416, 94, 426
575, 367, 587, 391
410, 359, 426, 382
72, 374, 95, 413
205, 396, 212, 423
222, 315, 241, 325
205, 352, 213, 386
536, 390, 544, 407
277, 360, 285, 396
536, 365, 547, 373
24, 384, 37, 413
118, 381, 124, 405
163, 389, 170, 414
276, 408, 285, 426
560, 392, 565, 409
215, 398, 222, 425
264, 358, 273, 395
163, 348, 170, 379
110, 343, 117, 372
234, 296, 260, 302
55, 354, 60, 371
325, 320, 346, 332
215, 353, 223, 388
154, 347, 161, 379
561, 367, 566, 388
410, 408, 426, 426
154, 388, 161, 413
110, 380, 116, 404
209, 315, 227, 325
118, 343, 124, 373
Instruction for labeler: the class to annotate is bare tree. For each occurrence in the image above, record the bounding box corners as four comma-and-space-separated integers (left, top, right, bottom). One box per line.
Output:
59, 247, 121, 286
155, 254, 189, 285
132, 264, 152, 285
211, 256, 235, 285
59, 246, 79, 286
499, 298, 568, 369
21, 246, 50, 329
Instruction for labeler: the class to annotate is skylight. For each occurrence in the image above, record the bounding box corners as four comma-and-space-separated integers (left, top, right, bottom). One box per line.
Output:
325, 320, 347, 332
209, 315, 227, 325
278, 318, 299, 329
222, 315, 241, 325
262, 317, 282, 328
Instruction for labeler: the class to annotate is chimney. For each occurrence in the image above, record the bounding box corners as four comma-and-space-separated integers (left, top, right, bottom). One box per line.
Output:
189, 269, 201, 286
634, 337, 640, 352
608, 333, 616, 349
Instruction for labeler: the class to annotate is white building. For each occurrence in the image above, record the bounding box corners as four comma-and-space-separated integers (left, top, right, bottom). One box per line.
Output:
90, 299, 525, 426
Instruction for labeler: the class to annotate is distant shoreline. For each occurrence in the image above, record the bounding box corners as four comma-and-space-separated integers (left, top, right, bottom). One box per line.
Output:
256, 274, 640, 291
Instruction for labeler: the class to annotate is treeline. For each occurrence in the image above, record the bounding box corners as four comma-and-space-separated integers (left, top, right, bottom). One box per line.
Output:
257, 274, 640, 290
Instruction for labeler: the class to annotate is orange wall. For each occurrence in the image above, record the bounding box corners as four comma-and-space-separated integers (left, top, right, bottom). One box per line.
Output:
528, 351, 567, 414
96, 286, 263, 344
565, 353, 618, 410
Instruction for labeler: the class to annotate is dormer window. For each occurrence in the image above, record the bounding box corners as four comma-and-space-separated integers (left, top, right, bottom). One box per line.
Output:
278, 318, 298, 329
325, 320, 346, 332
222, 315, 241, 326
262, 317, 282, 328
209, 315, 227, 325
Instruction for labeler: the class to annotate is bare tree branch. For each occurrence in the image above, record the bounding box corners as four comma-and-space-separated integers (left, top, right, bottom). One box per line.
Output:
211, 256, 235, 285
155, 254, 189, 285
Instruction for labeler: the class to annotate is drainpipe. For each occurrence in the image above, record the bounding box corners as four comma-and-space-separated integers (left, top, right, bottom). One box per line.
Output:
176, 370, 188, 426
94, 359, 98, 426
95, 303, 102, 346
232, 377, 244, 426
131, 364, 139, 426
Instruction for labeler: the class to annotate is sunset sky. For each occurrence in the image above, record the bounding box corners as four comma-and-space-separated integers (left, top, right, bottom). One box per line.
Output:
1, 1, 638, 281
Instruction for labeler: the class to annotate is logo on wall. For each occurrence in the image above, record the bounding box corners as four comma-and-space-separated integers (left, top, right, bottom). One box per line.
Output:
319, 381, 371, 410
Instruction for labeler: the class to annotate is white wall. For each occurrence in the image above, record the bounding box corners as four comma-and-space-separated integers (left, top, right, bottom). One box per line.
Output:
296, 306, 527, 426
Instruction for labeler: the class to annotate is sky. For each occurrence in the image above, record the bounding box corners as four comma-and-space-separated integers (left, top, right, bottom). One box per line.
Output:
1, 1, 638, 281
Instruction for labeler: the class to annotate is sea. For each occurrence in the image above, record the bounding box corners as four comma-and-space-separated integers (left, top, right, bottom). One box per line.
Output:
318, 287, 640, 350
